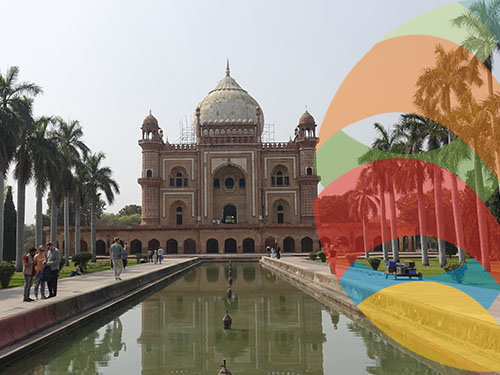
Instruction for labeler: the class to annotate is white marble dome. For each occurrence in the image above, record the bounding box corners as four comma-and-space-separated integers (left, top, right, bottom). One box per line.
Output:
196, 62, 264, 128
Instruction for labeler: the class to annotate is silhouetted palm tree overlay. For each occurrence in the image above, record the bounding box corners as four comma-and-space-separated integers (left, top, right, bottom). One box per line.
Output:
0, 66, 42, 263
359, 123, 404, 261
85, 153, 119, 261
347, 172, 378, 259
452, 0, 500, 196
393, 114, 431, 265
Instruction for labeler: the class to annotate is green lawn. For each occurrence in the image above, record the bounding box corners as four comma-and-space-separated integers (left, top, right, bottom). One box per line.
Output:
309, 257, 464, 277
356, 257, 464, 277
7, 259, 140, 288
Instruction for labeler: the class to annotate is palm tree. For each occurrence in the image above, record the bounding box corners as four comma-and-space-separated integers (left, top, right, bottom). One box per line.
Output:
415, 44, 483, 265
346, 171, 378, 259
85, 153, 119, 261
0, 66, 42, 262
13, 97, 37, 271
31, 117, 60, 248
394, 114, 430, 266
452, 0, 500, 195
53, 118, 89, 265
73, 162, 89, 255
359, 123, 404, 262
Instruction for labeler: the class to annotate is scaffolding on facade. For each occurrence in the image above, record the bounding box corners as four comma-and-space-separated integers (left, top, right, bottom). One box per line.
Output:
175, 116, 196, 144
261, 122, 275, 143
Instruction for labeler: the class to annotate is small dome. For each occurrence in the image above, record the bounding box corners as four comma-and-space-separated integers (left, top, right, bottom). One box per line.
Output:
299, 110, 315, 126
142, 113, 158, 131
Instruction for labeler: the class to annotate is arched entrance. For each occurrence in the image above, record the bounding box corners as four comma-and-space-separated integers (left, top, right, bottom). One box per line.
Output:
207, 238, 219, 254
166, 239, 178, 254
301, 237, 313, 252
96, 240, 106, 255
148, 239, 160, 251
283, 237, 295, 253
131, 239, 142, 254
223, 204, 237, 224
243, 238, 255, 253
224, 238, 237, 253
184, 238, 196, 254
80, 240, 88, 252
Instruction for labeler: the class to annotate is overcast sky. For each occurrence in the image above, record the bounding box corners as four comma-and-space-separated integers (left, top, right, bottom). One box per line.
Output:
2, 0, 457, 224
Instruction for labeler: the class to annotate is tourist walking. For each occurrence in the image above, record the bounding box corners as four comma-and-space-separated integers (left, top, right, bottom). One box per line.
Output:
153, 249, 158, 264
110, 237, 124, 280
271, 246, 276, 258
45, 242, 61, 298
266, 246, 271, 257
122, 242, 128, 269
22, 248, 37, 302
34, 245, 47, 299
148, 248, 153, 263
276, 246, 281, 259
157, 246, 164, 264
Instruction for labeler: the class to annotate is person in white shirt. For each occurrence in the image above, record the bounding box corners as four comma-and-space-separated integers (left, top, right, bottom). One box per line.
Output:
157, 247, 164, 264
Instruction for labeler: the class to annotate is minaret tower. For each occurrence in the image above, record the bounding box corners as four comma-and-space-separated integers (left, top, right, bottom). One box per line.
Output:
295, 110, 320, 223
138, 112, 162, 225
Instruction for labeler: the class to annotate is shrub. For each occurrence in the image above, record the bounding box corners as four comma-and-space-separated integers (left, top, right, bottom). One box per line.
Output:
367, 258, 381, 271
443, 262, 467, 284
309, 251, 318, 261
0, 262, 16, 288
72, 253, 94, 271
135, 253, 147, 263
317, 250, 327, 262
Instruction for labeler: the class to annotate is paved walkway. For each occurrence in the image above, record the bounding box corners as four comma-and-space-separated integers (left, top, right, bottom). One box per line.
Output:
0, 258, 193, 321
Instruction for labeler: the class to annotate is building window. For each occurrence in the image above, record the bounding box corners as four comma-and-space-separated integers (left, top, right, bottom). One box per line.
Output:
214, 178, 220, 189
176, 172, 183, 187
146, 169, 153, 178
170, 167, 188, 188
277, 171, 283, 185
225, 177, 234, 189
272, 166, 290, 187
277, 205, 284, 224
176, 206, 183, 225
307, 167, 313, 175
239, 178, 245, 188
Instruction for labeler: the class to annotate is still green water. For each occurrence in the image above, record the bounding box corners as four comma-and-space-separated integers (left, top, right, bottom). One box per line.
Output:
7, 264, 440, 375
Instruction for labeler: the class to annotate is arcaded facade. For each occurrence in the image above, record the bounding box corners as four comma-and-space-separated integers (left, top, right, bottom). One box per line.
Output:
54, 64, 320, 255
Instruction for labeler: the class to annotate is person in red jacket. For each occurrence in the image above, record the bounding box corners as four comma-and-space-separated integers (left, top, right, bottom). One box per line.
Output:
23, 248, 37, 302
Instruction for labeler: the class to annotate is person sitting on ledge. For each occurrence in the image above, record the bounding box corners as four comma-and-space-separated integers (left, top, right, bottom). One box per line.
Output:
70, 264, 84, 277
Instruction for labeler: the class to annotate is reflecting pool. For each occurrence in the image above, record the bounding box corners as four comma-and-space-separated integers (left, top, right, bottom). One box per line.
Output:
6, 264, 443, 374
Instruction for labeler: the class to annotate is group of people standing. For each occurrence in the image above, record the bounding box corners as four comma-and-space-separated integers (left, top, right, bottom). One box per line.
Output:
147, 247, 164, 264
22, 242, 61, 302
266, 245, 281, 259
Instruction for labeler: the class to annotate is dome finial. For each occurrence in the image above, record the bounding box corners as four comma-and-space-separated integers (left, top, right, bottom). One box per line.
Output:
226, 58, 230, 77
149, 109, 152, 115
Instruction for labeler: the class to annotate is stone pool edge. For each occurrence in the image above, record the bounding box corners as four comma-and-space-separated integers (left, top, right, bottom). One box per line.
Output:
0, 257, 200, 368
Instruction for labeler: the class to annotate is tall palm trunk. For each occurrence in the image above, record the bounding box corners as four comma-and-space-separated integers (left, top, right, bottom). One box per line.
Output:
416, 171, 430, 266
35, 184, 43, 247
433, 168, 447, 267
388, 183, 399, 262
74, 205, 81, 255
450, 174, 466, 263
377, 183, 389, 261
50, 193, 57, 245
0, 175, 4, 261
474, 153, 490, 271
91, 202, 96, 262
15, 180, 26, 271
64, 196, 70, 265
362, 214, 369, 259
